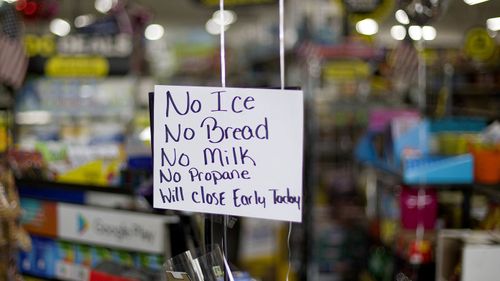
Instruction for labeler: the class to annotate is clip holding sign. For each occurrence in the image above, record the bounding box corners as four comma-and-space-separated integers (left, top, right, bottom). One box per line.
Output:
166, 271, 192, 281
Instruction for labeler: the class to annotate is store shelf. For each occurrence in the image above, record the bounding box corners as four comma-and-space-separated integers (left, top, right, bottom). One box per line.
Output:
474, 184, 500, 203
452, 107, 500, 119
426, 101, 500, 119
373, 165, 500, 192
426, 85, 500, 97
363, 158, 476, 187
16, 178, 134, 195
452, 93, 500, 98
23, 273, 62, 281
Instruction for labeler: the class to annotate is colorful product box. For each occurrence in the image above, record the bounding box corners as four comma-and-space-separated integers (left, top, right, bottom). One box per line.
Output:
56, 241, 77, 264
92, 246, 114, 267
21, 236, 58, 278
400, 187, 438, 230
19, 235, 165, 280
18, 245, 35, 274
76, 244, 93, 267
20, 198, 58, 237
112, 250, 135, 267
137, 253, 164, 270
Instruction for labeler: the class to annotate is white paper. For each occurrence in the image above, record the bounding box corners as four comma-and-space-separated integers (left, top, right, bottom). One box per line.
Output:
153, 85, 304, 222
462, 245, 500, 281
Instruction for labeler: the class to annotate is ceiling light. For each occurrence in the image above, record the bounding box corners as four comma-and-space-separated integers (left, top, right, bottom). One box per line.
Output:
95, 0, 116, 14
408, 25, 422, 41
139, 127, 151, 141
74, 14, 95, 28
205, 18, 229, 35
486, 17, 500, 31
415, 3, 424, 13
422, 26, 436, 40
145, 24, 165, 41
395, 9, 410, 25
391, 25, 406, 40
49, 18, 71, 37
355, 18, 378, 36
212, 10, 237, 26
463, 0, 490, 5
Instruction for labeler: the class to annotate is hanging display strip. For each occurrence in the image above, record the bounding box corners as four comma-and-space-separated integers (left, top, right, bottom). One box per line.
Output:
152, 85, 304, 222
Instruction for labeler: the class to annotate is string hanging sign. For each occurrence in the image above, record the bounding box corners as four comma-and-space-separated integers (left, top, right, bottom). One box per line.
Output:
152, 2, 303, 223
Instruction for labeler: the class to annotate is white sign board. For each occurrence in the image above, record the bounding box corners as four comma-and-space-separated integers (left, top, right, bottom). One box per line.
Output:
462, 245, 500, 281
57, 203, 176, 253
153, 85, 303, 222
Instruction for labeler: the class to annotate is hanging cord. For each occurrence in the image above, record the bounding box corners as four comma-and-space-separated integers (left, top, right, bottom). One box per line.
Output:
223, 216, 233, 281
279, 0, 285, 90
219, 0, 226, 88
286, 221, 292, 281
219, 2, 230, 280
279, 1, 292, 280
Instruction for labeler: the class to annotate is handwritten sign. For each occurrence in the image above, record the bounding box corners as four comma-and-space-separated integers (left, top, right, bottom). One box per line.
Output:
153, 85, 303, 222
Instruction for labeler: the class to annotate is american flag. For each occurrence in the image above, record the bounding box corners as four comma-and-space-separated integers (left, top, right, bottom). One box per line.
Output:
390, 39, 419, 93
0, 4, 28, 89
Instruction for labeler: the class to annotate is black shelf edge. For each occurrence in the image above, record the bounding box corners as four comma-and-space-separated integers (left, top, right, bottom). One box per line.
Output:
22, 273, 62, 281
15, 178, 135, 195
474, 184, 500, 203
475, 183, 500, 189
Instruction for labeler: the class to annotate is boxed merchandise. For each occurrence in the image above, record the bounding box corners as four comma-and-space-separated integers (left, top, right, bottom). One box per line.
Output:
469, 122, 500, 184
112, 250, 134, 267
55, 241, 76, 264
20, 198, 58, 237
399, 187, 437, 230
356, 112, 477, 184
92, 247, 114, 267
14, 78, 135, 186
470, 145, 500, 184
76, 244, 93, 267
137, 253, 164, 271
18, 236, 57, 278
436, 230, 500, 281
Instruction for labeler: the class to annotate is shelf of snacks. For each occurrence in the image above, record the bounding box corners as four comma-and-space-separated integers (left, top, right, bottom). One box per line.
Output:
12, 78, 138, 189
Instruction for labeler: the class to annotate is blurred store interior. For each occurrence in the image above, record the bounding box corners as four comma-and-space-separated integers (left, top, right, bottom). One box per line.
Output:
0, 0, 500, 281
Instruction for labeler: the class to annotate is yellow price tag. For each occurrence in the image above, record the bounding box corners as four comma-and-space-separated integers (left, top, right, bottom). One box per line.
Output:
323, 60, 370, 80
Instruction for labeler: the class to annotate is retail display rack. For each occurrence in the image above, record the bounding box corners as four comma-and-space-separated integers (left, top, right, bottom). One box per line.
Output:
355, 111, 500, 281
